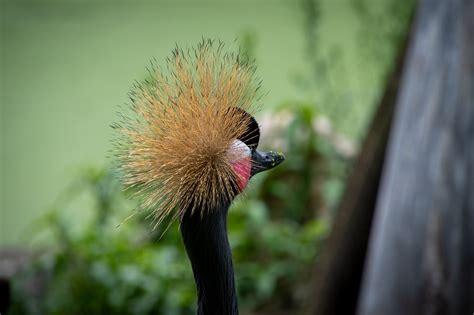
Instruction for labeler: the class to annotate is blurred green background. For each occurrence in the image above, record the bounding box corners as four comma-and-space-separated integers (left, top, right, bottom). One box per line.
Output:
1, 0, 413, 314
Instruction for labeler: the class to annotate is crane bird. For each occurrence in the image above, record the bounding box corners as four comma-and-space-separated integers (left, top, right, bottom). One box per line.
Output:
114, 40, 284, 315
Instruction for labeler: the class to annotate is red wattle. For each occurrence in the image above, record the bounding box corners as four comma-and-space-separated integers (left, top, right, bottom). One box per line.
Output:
232, 157, 251, 191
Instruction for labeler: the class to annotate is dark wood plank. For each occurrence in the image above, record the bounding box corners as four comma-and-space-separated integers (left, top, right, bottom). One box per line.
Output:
357, 0, 474, 314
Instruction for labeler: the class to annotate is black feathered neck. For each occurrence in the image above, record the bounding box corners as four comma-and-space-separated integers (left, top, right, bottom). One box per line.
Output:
180, 203, 238, 315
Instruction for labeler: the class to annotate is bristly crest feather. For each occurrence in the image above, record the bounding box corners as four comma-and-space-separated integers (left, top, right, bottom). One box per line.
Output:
114, 39, 261, 226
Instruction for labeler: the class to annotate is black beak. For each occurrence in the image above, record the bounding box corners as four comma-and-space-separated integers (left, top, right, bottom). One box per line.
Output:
250, 150, 285, 176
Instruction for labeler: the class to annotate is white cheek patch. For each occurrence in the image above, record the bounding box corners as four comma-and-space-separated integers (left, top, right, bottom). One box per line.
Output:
228, 139, 251, 162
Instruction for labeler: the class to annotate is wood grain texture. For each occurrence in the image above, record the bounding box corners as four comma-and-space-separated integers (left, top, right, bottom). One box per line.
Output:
357, 0, 474, 314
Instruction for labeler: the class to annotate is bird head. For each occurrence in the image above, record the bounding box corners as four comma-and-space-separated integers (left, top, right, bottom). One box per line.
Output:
114, 40, 284, 225
228, 110, 284, 191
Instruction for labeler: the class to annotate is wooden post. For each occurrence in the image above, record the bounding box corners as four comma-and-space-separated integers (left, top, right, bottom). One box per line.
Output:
358, 0, 474, 314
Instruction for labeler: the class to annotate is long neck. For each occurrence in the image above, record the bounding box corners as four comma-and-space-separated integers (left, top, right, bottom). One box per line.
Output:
180, 203, 238, 315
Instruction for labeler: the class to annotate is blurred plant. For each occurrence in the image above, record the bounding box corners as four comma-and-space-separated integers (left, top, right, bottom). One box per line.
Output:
352, 0, 415, 76
258, 102, 353, 223
9, 167, 196, 315
296, 0, 414, 140
297, 0, 356, 138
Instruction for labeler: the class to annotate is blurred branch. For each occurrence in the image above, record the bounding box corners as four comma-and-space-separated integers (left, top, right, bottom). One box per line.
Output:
304, 6, 414, 314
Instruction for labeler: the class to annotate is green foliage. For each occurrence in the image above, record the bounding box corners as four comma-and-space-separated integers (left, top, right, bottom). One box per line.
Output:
297, 0, 415, 139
